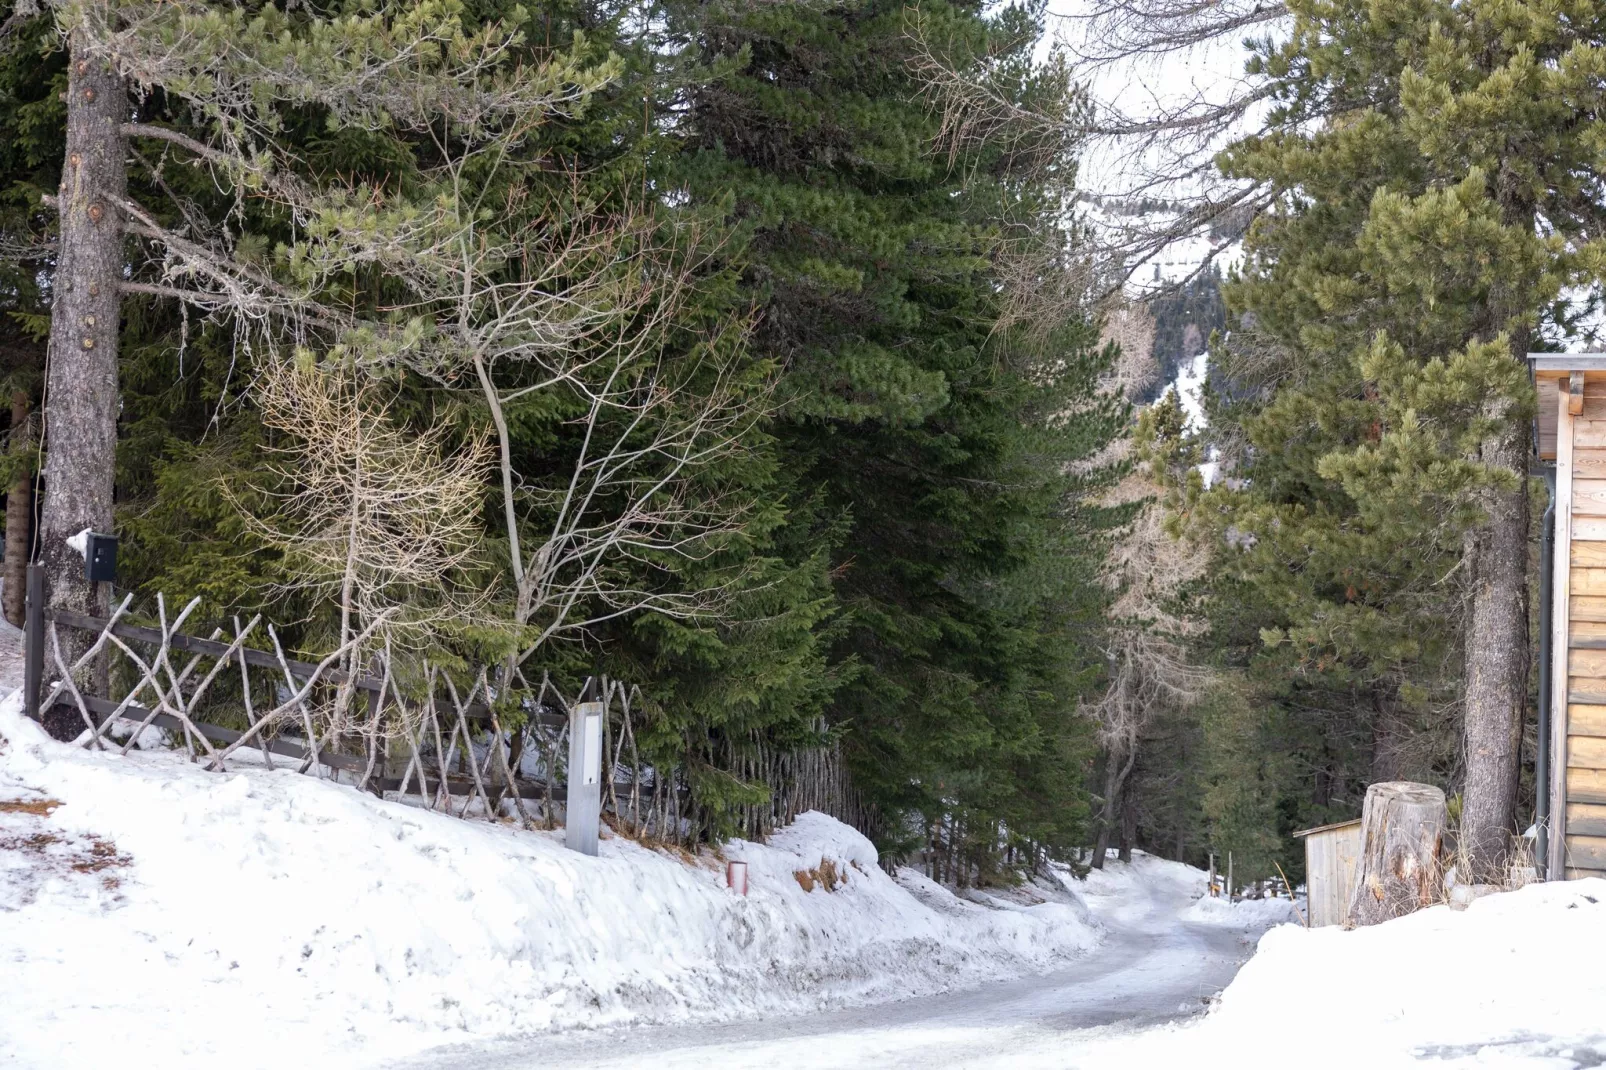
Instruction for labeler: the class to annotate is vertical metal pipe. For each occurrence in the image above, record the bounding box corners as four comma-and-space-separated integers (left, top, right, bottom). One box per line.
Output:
1537, 467, 1556, 878
23, 562, 42, 720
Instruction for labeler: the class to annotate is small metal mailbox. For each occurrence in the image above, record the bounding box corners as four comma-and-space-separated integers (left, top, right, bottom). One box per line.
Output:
85, 531, 117, 583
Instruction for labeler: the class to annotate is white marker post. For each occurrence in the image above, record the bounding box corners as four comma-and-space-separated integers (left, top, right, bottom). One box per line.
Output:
565, 678, 605, 856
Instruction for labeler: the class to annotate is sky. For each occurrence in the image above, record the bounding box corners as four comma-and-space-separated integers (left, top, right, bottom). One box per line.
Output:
1042, 0, 1268, 200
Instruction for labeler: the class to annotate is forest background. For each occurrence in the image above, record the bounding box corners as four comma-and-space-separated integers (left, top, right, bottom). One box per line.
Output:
0, 0, 1594, 887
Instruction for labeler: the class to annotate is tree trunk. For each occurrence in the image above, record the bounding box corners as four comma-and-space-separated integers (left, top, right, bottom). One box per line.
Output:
1370, 685, 1404, 784
1458, 421, 1528, 881
1090, 759, 1113, 870
3, 389, 31, 627
37, 37, 125, 734
1118, 785, 1136, 863
1346, 781, 1447, 927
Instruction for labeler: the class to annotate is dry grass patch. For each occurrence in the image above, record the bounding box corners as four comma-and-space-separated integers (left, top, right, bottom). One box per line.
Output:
794, 858, 847, 893
0, 793, 132, 899
0, 797, 61, 818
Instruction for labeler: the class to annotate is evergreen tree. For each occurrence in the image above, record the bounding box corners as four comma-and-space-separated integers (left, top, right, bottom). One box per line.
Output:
1195, 0, 1606, 875
663, 0, 1122, 865
104, 0, 843, 841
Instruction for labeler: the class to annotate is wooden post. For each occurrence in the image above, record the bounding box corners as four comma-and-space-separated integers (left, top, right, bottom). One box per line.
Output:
1346, 781, 1447, 927
564, 676, 603, 856
23, 562, 42, 720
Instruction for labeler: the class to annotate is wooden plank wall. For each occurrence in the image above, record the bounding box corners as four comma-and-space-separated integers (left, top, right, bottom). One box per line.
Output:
1303, 825, 1362, 927
1539, 377, 1559, 459
1564, 385, 1606, 878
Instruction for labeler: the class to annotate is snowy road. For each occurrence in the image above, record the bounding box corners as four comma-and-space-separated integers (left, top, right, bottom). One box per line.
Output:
404, 864, 1262, 1070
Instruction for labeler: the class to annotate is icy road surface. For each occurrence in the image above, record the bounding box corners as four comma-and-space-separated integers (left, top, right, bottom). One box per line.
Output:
404, 861, 1266, 1070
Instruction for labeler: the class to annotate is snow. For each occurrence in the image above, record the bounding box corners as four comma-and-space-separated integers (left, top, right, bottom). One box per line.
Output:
1063, 849, 1301, 933
1154, 349, 1223, 488
30, 653, 1587, 1070
0, 691, 1099, 1070
63, 528, 91, 559
409, 850, 1278, 1069
1078, 848, 1208, 900
1076, 878, 1606, 1069
1158, 351, 1208, 434
1180, 893, 1298, 931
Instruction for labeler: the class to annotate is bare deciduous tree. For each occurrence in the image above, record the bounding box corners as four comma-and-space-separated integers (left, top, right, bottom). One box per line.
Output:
272, 95, 771, 672
1083, 389, 1213, 865
231, 358, 492, 748
34, 0, 615, 720
1098, 297, 1159, 400
1054, 0, 1288, 289
243, 360, 492, 649
38, 0, 764, 719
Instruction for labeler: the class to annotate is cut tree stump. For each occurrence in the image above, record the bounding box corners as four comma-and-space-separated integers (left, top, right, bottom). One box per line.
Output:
1345, 781, 1447, 927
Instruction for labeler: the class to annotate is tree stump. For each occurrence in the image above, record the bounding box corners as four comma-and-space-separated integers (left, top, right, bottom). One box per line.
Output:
1346, 781, 1447, 927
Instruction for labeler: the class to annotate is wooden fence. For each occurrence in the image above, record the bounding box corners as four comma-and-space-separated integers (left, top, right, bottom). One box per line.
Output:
22, 570, 867, 847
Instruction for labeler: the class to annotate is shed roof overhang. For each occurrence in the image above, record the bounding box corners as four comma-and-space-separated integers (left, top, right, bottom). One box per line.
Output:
1530, 353, 1606, 378
1291, 818, 1361, 839
1527, 354, 1606, 461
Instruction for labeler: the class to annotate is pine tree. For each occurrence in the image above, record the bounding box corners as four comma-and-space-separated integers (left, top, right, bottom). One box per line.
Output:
1199, 0, 1606, 876
662, 0, 1122, 865
105, 0, 828, 837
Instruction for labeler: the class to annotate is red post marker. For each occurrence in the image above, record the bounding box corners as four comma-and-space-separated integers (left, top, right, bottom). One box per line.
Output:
726, 860, 748, 896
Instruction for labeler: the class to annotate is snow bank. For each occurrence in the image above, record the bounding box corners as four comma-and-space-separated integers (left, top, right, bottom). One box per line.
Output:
1072, 850, 1210, 927
1085, 878, 1606, 1069
1180, 893, 1299, 930
1062, 850, 1297, 932
0, 693, 1098, 1070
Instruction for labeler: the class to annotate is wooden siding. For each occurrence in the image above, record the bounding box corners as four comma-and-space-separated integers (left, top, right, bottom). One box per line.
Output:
1566, 835, 1606, 869
1299, 821, 1361, 927
1576, 448, 1606, 480
1525, 364, 1606, 876
1555, 380, 1575, 876
1566, 802, 1606, 837
1539, 377, 1558, 458
1570, 705, 1606, 736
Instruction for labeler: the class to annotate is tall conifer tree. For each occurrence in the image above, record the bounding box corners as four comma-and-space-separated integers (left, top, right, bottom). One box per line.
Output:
662, 0, 1122, 861
1201, 0, 1606, 875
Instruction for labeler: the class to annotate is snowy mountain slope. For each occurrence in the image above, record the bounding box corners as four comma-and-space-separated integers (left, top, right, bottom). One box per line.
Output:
0, 693, 1098, 1070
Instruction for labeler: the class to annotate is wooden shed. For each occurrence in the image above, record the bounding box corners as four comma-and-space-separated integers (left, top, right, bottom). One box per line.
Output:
1292, 819, 1361, 927
1531, 354, 1606, 880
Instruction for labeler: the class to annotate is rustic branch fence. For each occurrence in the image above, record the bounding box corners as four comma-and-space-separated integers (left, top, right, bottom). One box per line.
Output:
21, 571, 866, 849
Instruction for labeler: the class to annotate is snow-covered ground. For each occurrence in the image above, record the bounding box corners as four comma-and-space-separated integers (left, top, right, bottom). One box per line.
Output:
17, 662, 1595, 1070
1160, 350, 1209, 433
0, 691, 1101, 1070
409, 849, 1274, 1069
1073, 877, 1606, 1069
434, 856, 1606, 1070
